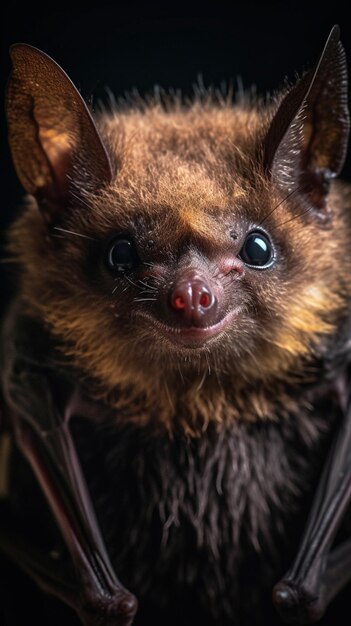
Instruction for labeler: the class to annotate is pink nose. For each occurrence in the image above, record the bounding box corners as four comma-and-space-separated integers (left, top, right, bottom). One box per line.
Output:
169, 276, 216, 325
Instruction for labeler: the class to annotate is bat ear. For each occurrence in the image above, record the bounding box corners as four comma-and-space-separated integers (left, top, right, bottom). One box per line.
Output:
6, 44, 112, 221
264, 25, 349, 210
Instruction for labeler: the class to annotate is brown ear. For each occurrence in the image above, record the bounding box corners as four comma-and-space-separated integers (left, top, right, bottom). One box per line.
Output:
264, 25, 349, 210
6, 44, 112, 220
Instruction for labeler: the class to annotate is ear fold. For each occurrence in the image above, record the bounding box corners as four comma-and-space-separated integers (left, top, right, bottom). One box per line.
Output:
6, 44, 112, 220
264, 25, 349, 209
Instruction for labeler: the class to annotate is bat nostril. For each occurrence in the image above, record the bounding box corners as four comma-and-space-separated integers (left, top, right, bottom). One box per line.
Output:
199, 291, 212, 308
173, 294, 187, 310
170, 286, 192, 312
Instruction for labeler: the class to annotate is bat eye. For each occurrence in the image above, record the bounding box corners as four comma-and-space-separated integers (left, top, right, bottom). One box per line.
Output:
239, 231, 274, 268
106, 236, 139, 272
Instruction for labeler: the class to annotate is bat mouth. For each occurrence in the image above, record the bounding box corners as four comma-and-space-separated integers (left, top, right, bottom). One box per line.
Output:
136, 308, 240, 348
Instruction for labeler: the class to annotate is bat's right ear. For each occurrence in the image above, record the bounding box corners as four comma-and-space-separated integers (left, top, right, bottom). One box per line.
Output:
6, 44, 112, 222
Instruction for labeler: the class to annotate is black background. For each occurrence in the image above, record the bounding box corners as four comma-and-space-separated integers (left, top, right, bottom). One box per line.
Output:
1, 3, 351, 624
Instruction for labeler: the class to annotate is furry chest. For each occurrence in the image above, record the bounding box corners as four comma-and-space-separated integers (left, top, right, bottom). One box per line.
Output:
70, 410, 335, 623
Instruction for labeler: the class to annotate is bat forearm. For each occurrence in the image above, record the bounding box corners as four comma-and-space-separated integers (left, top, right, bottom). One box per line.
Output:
11, 409, 137, 626
273, 397, 351, 624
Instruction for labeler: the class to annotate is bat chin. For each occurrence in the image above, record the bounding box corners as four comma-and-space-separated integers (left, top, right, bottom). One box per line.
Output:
136, 308, 239, 349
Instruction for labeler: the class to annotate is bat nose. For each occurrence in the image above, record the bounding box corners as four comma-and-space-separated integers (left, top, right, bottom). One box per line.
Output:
169, 274, 217, 325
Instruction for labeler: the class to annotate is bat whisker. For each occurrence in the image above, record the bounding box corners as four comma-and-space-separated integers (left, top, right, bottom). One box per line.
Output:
259, 186, 303, 226
271, 205, 314, 230
133, 297, 157, 302
138, 279, 157, 291
52, 226, 97, 241
125, 275, 142, 289
204, 349, 211, 376
196, 368, 207, 392
138, 289, 157, 296
68, 189, 92, 210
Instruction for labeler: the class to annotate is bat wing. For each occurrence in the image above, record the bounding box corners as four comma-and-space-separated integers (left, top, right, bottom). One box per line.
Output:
273, 316, 351, 623
0, 299, 137, 626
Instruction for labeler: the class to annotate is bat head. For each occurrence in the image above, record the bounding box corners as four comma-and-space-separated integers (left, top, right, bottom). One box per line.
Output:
5, 27, 351, 430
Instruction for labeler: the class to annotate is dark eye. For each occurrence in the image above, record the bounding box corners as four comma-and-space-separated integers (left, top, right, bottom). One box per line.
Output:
106, 236, 139, 272
239, 231, 274, 268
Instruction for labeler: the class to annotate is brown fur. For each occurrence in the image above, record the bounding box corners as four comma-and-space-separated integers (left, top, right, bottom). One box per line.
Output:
6, 93, 351, 433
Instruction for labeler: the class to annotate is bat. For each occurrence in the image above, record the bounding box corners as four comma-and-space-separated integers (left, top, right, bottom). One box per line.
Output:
0, 23, 351, 626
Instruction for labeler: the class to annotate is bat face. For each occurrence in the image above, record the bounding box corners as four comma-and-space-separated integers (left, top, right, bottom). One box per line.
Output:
5, 30, 351, 428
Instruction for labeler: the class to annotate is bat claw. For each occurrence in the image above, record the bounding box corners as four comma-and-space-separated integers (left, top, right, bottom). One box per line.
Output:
118, 594, 138, 616
273, 581, 323, 624
273, 583, 299, 611
78, 592, 138, 626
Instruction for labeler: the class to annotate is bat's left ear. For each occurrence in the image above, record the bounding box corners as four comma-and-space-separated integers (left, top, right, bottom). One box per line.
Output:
6, 44, 112, 222
264, 25, 349, 210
